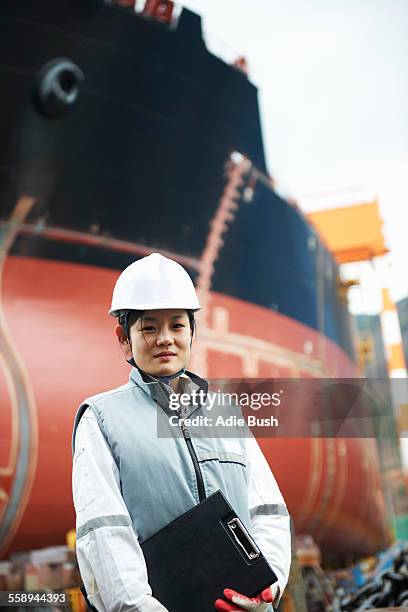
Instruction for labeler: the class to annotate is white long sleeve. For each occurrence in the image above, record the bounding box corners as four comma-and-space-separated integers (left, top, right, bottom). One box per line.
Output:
72, 408, 169, 612
72, 408, 291, 610
246, 436, 292, 605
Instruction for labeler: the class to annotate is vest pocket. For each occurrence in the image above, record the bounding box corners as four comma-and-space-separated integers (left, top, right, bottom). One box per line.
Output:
196, 450, 250, 524
197, 451, 247, 468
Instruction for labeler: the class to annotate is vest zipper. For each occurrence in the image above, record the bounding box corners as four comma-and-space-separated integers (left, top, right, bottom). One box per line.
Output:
180, 420, 206, 502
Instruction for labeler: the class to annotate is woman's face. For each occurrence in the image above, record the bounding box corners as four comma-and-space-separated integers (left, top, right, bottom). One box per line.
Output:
123, 309, 192, 376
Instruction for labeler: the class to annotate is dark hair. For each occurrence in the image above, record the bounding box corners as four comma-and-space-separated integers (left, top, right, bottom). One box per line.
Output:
119, 309, 195, 343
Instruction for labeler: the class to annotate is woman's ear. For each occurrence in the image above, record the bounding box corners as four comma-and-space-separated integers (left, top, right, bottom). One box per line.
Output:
116, 324, 128, 346
116, 324, 133, 361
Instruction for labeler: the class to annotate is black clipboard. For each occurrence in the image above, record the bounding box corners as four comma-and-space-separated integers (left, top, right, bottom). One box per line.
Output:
141, 490, 277, 611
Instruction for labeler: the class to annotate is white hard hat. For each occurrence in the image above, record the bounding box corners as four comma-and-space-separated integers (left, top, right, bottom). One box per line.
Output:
109, 252, 201, 316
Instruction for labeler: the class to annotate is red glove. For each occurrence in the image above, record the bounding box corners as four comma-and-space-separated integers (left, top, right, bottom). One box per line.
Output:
215, 586, 275, 611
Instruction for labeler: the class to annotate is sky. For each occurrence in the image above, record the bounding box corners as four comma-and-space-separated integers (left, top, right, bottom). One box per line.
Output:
182, 0, 408, 310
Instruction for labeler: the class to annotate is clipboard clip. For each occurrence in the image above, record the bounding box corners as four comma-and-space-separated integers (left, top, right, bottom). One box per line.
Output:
227, 517, 260, 561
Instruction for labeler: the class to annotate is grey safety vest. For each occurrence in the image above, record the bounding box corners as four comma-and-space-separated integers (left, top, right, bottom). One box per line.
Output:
72, 367, 251, 543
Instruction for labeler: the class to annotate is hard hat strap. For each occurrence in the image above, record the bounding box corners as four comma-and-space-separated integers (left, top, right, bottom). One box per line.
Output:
120, 311, 131, 344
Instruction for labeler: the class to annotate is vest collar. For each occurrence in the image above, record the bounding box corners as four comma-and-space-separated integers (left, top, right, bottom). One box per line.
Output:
129, 366, 208, 413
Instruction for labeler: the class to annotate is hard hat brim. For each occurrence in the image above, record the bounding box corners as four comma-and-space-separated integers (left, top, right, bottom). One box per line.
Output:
109, 304, 201, 317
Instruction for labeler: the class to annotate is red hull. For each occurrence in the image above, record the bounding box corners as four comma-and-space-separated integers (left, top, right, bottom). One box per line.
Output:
0, 257, 390, 561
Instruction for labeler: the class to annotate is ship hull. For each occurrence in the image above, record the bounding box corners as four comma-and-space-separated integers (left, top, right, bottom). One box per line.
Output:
0, 256, 389, 561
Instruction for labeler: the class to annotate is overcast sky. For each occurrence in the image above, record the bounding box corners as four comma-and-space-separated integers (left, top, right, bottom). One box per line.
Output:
182, 0, 408, 308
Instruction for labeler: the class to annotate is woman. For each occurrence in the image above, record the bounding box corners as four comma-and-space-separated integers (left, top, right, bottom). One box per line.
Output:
72, 253, 291, 612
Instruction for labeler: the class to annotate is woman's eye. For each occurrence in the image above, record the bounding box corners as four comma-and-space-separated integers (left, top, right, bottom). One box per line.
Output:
173, 323, 185, 328
141, 327, 155, 332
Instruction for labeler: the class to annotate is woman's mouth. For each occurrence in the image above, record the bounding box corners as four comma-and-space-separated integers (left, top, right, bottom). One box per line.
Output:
155, 352, 176, 360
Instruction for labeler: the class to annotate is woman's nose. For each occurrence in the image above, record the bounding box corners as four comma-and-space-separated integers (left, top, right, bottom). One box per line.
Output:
157, 327, 173, 345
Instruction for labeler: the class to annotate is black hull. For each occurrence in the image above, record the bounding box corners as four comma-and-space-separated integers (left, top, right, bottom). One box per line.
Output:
0, 0, 354, 358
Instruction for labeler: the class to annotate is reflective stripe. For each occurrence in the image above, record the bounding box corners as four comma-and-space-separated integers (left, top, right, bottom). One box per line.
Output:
77, 514, 133, 540
250, 504, 289, 519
